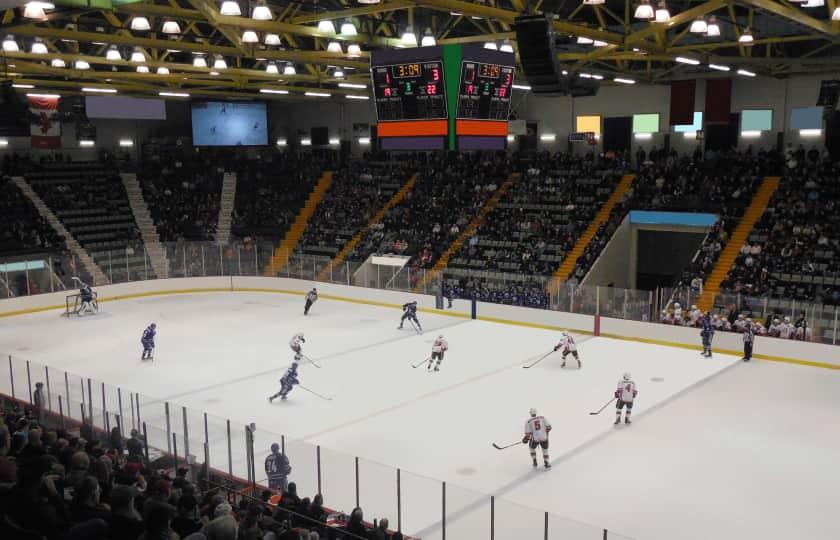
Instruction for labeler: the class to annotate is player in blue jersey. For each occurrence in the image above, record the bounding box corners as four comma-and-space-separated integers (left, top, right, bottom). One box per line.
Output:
269, 357, 300, 401
700, 312, 714, 358
77, 281, 97, 316
398, 301, 422, 331
141, 323, 157, 360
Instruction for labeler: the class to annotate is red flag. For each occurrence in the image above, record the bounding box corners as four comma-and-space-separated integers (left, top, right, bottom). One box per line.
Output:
28, 95, 62, 149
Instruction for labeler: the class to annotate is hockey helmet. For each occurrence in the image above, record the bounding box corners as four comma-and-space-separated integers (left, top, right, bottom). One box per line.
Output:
784, 316, 790, 322
691, 304, 698, 310
560, 330, 568, 336
674, 302, 681, 308
529, 407, 537, 417
623, 372, 632, 381
746, 317, 752, 323
774, 318, 780, 324
271, 443, 280, 453
438, 334, 444, 339
150, 323, 157, 329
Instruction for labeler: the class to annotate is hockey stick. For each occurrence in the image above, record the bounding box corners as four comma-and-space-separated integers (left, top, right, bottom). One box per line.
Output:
301, 354, 322, 369
409, 319, 422, 335
297, 384, 333, 401
412, 356, 432, 369
589, 397, 615, 415
522, 350, 554, 369
492, 441, 523, 450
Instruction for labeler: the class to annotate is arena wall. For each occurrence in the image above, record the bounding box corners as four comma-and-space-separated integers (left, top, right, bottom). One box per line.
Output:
1, 276, 838, 369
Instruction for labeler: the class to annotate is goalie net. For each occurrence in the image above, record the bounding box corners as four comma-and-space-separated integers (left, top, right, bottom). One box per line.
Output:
64, 291, 99, 317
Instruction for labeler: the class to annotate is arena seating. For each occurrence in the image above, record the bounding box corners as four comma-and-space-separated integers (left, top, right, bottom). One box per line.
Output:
350, 154, 514, 271
231, 150, 336, 240
26, 160, 147, 282
0, 175, 62, 255
137, 147, 225, 241
446, 152, 623, 278
0, 398, 400, 540
297, 159, 413, 260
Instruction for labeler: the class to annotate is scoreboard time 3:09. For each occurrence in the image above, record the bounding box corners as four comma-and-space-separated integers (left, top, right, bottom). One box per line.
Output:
372, 61, 447, 121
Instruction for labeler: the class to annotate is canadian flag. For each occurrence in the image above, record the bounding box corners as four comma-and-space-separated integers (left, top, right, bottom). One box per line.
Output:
28, 95, 62, 149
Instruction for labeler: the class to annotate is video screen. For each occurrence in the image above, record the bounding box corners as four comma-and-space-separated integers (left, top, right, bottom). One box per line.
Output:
191, 102, 268, 146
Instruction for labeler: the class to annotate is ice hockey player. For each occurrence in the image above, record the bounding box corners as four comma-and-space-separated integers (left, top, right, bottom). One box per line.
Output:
428, 334, 448, 371
768, 317, 782, 337
304, 288, 318, 316
779, 316, 795, 339
289, 332, 305, 355
264, 442, 291, 492
553, 331, 581, 368
269, 358, 300, 401
689, 304, 702, 326
614, 373, 637, 425
672, 302, 683, 324
78, 281, 97, 316
700, 312, 714, 358
398, 301, 422, 331
141, 323, 157, 360
742, 319, 755, 362
522, 408, 552, 469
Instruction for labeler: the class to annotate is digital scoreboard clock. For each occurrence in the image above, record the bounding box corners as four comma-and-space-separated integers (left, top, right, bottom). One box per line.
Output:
371, 61, 447, 121
456, 61, 515, 120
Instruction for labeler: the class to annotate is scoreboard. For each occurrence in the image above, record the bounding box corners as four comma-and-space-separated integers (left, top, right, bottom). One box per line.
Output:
456, 61, 515, 120
372, 62, 447, 121
369, 44, 515, 151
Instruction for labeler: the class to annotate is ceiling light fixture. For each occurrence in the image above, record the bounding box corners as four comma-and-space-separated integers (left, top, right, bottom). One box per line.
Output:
193, 55, 208, 68
833, 6, 840, 19
327, 41, 342, 53
130, 16, 151, 31
593, 39, 608, 47
317, 20, 336, 33
690, 17, 707, 33
483, 41, 498, 50
346, 95, 369, 100
737, 69, 756, 77
401, 27, 418, 47
105, 45, 121, 60
421, 28, 436, 47
157, 66, 170, 75
264, 33, 281, 46
305, 91, 331, 97
266, 62, 279, 74
347, 43, 362, 57
708, 63, 730, 71
614, 77, 636, 84
333, 68, 345, 78
213, 55, 227, 69
251, 0, 272, 20
339, 82, 367, 89
634, 0, 654, 20
23, 1, 53, 19
82, 87, 117, 93
136, 65, 150, 73
75, 59, 90, 70
340, 20, 357, 36
30, 38, 48, 54
675, 56, 700, 65
260, 88, 289, 94
705, 16, 721, 37
577, 36, 594, 44
283, 63, 296, 75
161, 20, 181, 34
160, 92, 189, 97
130, 47, 145, 62
2, 35, 19, 52
739, 28, 755, 45
583, 0, 606, 4
51, 58, 65, 67
242, 30, 258, 43
655, 1, 671, 23
500, 39, 514, 53
219, 0, 241, 16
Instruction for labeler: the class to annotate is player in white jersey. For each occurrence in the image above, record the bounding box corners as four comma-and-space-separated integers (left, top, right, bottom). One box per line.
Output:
522, 408, 552, 469
553, 332, 581, 368
779, 317, 795, 339
614, 373, 638, 425
768, 318, 782, 337
689, 305, 702, 326
289, 332, 305, 355
427, 335, 449, 372
673, 303, 683, 324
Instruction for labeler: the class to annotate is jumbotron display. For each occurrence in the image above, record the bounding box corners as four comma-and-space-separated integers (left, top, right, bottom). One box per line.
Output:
456, 61, 515, 120
371, 61, 447, 121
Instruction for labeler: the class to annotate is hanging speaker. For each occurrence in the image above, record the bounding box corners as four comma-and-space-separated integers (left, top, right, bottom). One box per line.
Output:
514, 14, 599, 96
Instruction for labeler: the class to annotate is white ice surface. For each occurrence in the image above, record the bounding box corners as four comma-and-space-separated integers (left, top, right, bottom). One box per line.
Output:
1, 292, 837, 539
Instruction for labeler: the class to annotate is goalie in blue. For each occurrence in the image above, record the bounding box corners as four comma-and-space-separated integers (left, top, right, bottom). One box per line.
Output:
269, 357, 300, 401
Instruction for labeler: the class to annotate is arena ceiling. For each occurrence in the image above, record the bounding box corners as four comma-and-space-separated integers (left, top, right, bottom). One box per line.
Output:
1, 0, 839, 101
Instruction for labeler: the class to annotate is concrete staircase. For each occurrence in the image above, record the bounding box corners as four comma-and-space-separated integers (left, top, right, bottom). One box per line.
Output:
696, 176, 780, 312
551, 174, 636, 284
315, 174, 417, 282
215, 172, 237, 245
413, 173, 521, 292
264, 171, 334, 276
120, 174, 170, 279
11, 176, 109, 285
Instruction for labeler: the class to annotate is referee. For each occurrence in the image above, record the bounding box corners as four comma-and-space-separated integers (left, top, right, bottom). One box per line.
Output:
742, 318, 755, 362
304, 288, 318, 315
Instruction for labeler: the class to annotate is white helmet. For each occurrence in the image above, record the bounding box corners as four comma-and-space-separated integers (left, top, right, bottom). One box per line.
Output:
746, 317, 752, 323
438, 334, 444, 339
561, 330, 568, 336
529, 407, 537, 417
623, 372, 632, 381
774, 318, 780, 323
295, 332, 304, 338
692, 304, 698, 310
674, 302, 681, 308
784, 316, 790, 322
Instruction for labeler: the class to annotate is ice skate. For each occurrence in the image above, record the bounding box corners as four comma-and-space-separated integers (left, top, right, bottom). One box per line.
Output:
625, 417, 631, 424
544, 461, 551, 469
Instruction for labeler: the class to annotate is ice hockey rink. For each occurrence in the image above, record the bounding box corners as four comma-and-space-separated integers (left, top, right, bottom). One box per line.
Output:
1, 290, 838, 540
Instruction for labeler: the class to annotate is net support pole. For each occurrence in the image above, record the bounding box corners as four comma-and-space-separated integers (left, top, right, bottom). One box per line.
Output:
226, 419, 233, 476
397, 468, 402, 533
7, 355, 13, 399
354, 457, 360, 508
26, 360, 32, 404
165, 402, 172, 453
58, 395, 65, 430
182, 406, 190, 461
